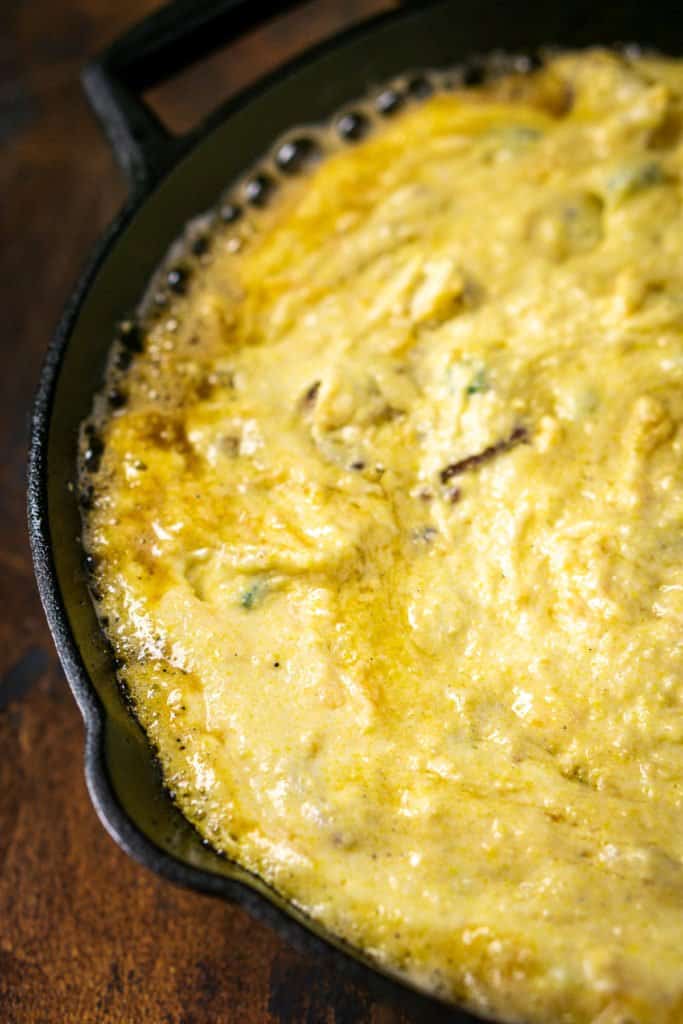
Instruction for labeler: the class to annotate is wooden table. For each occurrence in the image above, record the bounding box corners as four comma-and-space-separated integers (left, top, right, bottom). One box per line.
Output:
0, 2, 464, 1021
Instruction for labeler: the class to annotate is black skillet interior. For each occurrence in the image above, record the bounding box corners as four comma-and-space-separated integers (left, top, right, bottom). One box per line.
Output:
27, 0, 683, 1018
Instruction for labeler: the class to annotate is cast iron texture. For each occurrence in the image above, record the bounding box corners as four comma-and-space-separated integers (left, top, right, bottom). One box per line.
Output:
26, 0, 683, 1019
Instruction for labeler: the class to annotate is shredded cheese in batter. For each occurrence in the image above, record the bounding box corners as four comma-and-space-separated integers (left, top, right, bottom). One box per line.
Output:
82, 51, 683, 1023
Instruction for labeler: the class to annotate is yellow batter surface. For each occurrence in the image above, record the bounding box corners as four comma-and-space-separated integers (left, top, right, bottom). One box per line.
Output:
82, 51, 683, 1023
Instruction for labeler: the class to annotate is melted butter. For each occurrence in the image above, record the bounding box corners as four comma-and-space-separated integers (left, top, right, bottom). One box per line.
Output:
83, 51, 683, 1023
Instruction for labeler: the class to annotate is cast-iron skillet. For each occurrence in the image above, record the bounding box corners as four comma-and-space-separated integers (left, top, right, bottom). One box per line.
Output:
27, 0, 680, 1019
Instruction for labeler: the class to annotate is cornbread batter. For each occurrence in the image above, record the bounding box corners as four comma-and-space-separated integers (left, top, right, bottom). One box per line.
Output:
82, 51, 683, 1023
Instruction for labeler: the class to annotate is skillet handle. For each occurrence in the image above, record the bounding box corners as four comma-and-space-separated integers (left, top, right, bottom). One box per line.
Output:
82, 0, 342, 191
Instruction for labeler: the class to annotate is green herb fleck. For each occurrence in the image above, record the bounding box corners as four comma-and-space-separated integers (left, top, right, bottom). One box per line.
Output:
577, 388, 600, 416
465, 367, 489, 396
502, 125, 542, 144
411, 525, 438, 543
240, 578, 268, 609
606, 161, 665, 204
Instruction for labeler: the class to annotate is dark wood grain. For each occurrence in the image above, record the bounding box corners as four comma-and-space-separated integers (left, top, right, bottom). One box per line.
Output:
0, 1, 457, 1021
